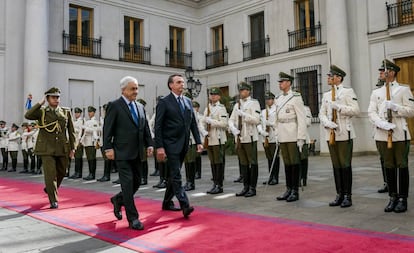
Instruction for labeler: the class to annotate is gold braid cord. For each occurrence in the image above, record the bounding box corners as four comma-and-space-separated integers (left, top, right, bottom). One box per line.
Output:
38, 109, 62, 133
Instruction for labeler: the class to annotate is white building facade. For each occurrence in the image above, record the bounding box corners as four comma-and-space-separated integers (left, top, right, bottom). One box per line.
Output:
0, 0, 414, 154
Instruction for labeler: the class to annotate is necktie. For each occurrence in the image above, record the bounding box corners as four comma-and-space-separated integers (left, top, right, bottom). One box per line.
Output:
178, 97, 185, 113
129, 102, 139, 125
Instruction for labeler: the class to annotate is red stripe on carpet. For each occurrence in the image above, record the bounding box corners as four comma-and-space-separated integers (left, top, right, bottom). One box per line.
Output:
1, 178, 413, 253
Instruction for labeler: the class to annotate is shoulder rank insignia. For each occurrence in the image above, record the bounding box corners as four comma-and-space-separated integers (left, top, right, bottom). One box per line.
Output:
409, 98, 414, 102
352, 98, 358, 101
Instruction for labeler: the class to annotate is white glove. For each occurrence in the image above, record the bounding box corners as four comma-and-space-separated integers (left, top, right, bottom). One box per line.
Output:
375, 120, 396, 130
201, 129, 209, 137
205, 117, 214, 124
259, 130, 269, 137
384, 101, 400, 112
230, 126, 240, 136
265, 120, 274, 127
235, 108, 247, 118
297, 139, 305, 153
324, 121, 338, 129
330, 101, 342, 110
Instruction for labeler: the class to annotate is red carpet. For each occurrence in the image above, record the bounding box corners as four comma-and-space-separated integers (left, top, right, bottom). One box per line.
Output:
1, 177, 414, 253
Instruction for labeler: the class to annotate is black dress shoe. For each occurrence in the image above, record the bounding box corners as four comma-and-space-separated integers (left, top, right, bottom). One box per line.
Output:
340, 195, 352, 208
235, 187, 249, 197
129, 219, 144, 230
244, 189, 256, 197
378, 184, 388, 193
150, 170, 159, 176
286, 190, 299, 202
50, 202, 58, 209
268, 178, 278, 185
210, 186, 223, 194
276, 189, 291, 201
195, 172, 201, 179
112, 179, 120, 184
153, 180, 167, 189
97, 176, 110, 182
182, 206, 194, 218
68, 173, 78, 179
162, 202, 181, 211
206, 185, 217, 194
233, 176, 243, 183
140, 178, 148, 185
329, 195, 344, 207
384, 197, 398, 212
184, 183, 195, 191
393, 198, 407, 213
83, 174, 95, 181
110, 196, 122, 220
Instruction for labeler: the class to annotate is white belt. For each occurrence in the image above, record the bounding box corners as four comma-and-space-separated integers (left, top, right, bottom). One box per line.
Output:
278, 118, 296, 123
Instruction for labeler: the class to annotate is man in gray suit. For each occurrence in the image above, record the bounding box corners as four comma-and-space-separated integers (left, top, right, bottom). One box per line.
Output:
103, 76, 153, 230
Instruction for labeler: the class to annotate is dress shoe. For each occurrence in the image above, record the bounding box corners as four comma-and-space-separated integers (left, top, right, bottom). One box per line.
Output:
210, 186, 223, 194
244, 188, 256, 197
140, 178, 148, 185
233, 176, 243, 183
68, 173, 79, 179
110, 196, 122, 220
83, 174, 95, 181
153, 180, 167, 189
162, 201, 181, 211
129, 219, 144, 230
150, 170, 159, 176
384, 197, 398, 212
329, 195, 344, 207
195, 172, 201, 179
340, 195, 352, 208
97, 176, 110, 182
7, 168, 16, 172
276, 189, 292, 201
393, 198, 407, 213
206, 185, 217, 194
235, 187, 249, 197
50, 202, 58, 209
184, 182, 195, 191
268, 178, 278, 185
112, 179, 120, 184
377, 184, 388, 193
182, 206, 194, 218
286, 190, 299, 202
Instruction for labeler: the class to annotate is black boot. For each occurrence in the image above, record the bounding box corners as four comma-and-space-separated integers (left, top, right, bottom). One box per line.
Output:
329, 167, 343, 206
394, 167, 409, 213
236, 165, 249, 196
286, 165, 300, 202
195, 155, 202, 179
378, 158, 388, 193
8, 159, 17, 172
340, 167, 352, 207
29, 154, 36, 173
300, 158, 308, 186
83, 160, 95, 180
36, 157, 42, 174
184, 162, 195, 191
234, 161, 243, 183
69, 158, 80, 178
394, 198, 408, 213
245, 164, 258, 197
211, 164, 224, 194
20, 159, 29, 173
207, 164, 217, 194
384, 196, 398, 212
269, 154, 280, 185
277, 165, 292, 201
65, 158, 71, 177
153, 162, 167, 188
140, 161, 148, 185
97, 159, 111, 182
384, 168, 398, 212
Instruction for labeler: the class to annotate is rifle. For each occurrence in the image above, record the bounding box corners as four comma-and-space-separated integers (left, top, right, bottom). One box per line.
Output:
78, 101, 86, 149
95, 97, 102, 149
263, 105, 270, 148
236, 97, 242, 150
328, 49, 337, 146
203, 93, 211, 149
383, 45, 393, 149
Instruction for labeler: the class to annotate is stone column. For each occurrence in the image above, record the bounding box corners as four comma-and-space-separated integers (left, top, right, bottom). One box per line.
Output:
24, 0, 49, 102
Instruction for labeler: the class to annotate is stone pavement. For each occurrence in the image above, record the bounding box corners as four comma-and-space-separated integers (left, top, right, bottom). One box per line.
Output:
1, 152, 413, 252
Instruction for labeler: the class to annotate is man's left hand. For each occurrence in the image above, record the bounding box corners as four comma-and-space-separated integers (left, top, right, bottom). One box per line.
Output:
147, 147, 154, 157
196, 144, 204, 153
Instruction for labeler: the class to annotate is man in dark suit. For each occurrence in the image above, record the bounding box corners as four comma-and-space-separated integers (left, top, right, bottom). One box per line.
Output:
103, 76, 153, 230
155, 74, 203, 218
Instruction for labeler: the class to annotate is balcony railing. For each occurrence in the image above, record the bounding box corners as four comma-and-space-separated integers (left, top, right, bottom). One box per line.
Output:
387, 1, 414, 28
242, 36, 270, 61
288, 23, 322, 51
205, 47, 228, 69
119, 42, 151, 65
62, 31, 101, 58
165, 49, 192, 69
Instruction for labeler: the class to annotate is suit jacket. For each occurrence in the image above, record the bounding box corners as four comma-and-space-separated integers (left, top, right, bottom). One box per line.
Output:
154, 92, 201, 155
25, 103, 75, 156
103, 97, 153, 161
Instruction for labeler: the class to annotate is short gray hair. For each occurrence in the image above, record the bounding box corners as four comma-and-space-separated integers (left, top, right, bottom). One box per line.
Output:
120, 76, 138, 90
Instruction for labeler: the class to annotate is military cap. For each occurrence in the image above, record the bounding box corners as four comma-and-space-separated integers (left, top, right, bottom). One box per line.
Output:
44, 87, 61, 96
11, 123, 19, 129
265, 91, 275, 99
183, 91, 193, 99
21, 122, 29, 127
0, 120, 5, 124
87, 106, 96, 112
328, 65, 346, 77
278, 72, 294, 82
137, 98, 147, 106
209, 87, 221, 95
378, 59, 400, 73
74, 107, 82, 113
238, 82, 252, 91
192, 101, 200, 108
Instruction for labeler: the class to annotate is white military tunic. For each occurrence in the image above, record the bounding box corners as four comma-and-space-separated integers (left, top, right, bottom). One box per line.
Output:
8, 130, 21, 152
229, 96, 261, 143
202, 101, 228, 146
0, 126, 9, 149
257, 104, 277, 143
80, 116, 100, 147
21, 129, 35, 151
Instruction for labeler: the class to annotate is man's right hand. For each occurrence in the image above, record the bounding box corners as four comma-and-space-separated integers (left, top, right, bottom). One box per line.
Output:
39, 96, 46, 106
157, 147, 167, 162
106, 149, 115, 160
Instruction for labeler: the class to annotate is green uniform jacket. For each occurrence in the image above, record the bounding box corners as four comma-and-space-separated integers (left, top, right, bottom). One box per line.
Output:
25, 103, 75, 156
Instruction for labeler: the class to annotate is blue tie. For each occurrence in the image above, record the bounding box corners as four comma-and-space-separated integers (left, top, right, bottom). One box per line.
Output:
129, 102, 139, 125
178, 97, 185, 113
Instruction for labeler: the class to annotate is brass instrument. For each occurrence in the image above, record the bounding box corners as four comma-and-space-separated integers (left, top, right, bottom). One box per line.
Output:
263, 106, 270, 148
203, 102, 211, 149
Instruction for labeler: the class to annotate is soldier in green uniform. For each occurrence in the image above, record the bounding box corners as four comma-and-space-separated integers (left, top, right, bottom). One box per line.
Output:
25, 87, 75, 209
7, 123, 20, 172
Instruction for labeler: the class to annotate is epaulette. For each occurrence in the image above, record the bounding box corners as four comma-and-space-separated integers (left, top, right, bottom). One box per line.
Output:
217, 104, 225, 107
293, 92, 301, 96
61, 106, 70, 111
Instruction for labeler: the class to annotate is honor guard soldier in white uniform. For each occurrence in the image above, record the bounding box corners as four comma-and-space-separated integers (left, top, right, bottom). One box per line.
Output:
69, 107, 84, 178
319, 65, 360, 208
258, 91, 280, 185
20, 122, 36, 173
81, 106, 100, 180
203, 87, 228, 194
275, 72, 307, 202
229, 82, 261, 197
7, 123, 21, 172
368, 59, 414, 213
0, 120, 9, 171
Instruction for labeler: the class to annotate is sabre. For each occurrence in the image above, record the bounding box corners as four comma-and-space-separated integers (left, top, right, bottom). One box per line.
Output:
263, 143, 279, 193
